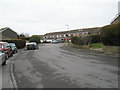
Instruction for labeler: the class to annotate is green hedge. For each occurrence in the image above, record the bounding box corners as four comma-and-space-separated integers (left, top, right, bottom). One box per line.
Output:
2, 39, 26, 49
101, 23, 120, 46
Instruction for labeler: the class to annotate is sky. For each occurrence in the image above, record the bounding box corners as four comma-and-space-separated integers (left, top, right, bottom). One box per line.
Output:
0, 0, 119, 36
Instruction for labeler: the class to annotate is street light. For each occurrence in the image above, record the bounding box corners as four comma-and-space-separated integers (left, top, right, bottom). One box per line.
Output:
65, 24, 69, 43
65, 24, 69, 31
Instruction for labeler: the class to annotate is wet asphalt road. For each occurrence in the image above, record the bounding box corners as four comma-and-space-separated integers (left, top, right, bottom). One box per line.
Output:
13, 43, 118, 88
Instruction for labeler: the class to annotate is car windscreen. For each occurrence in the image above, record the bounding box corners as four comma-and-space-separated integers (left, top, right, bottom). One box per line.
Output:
10, 43, 15, 46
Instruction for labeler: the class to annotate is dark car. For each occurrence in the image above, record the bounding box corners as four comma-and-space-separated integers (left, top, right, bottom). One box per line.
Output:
0, 42, 13, 57
9, 43, 17, 54
26, 42, 39, 50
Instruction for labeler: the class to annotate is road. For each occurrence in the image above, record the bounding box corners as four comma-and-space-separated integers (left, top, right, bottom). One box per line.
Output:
13, 43, 118, 88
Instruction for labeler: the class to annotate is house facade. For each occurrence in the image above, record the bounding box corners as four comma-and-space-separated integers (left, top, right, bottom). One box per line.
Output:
0, 27, 19, 40
43, 27, 100, 41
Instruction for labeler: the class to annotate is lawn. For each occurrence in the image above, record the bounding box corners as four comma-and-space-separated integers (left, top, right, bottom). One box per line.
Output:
90, 43, 103, 48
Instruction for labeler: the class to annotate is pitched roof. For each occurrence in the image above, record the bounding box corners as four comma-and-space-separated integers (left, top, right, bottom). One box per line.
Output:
44, 30, 69, 35
0, 27, 18, 35
44, 27, 100, 36
111, 14, 120, 24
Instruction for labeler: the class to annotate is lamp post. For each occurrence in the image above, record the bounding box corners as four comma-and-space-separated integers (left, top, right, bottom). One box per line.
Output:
66, 24, 69, 31
65, 24, 69, 43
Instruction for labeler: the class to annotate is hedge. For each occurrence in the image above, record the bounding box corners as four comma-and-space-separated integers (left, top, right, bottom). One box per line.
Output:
71, 36, 91, 45
2, 39, 26, 49
90, 34, 101, 43
101, 22, 120, 46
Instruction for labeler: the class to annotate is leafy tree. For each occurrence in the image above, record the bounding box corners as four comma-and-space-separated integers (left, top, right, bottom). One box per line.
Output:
29, 35, 40, 44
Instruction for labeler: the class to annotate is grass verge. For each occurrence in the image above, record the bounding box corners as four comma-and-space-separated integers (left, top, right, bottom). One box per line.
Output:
89, 43, 103, 49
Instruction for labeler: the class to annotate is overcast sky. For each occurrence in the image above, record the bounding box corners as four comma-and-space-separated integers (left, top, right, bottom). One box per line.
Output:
0, 0, 119, 36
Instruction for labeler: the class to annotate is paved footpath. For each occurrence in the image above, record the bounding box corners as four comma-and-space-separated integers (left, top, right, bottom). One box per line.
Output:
1, 49, 23, 89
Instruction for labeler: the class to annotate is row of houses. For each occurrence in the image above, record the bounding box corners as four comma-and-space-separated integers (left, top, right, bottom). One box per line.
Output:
42, 27, 101, 41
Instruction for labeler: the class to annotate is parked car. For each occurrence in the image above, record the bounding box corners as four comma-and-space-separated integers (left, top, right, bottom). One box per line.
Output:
51, 39, 63, 44
0, 50, 8, 65
9, 43, 17, 54
0, 42, 13, 57
26, 42, 39, 50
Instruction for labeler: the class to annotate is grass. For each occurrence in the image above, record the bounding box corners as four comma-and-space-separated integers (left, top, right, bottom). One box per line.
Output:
68, 42, 90, 49
68, 42, 119, 54
90, 43, 103, 48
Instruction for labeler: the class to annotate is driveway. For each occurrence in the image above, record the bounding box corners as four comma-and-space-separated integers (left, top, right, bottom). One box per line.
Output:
13, 43, 118, 88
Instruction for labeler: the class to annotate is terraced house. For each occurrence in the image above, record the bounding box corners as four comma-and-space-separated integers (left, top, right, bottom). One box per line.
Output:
0, 27, 18, 41
43, 27, 100, 41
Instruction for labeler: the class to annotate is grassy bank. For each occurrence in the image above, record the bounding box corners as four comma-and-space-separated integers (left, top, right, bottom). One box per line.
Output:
68, 42, 119, 54
68, 43, 89, 49
89, 43, 103, 49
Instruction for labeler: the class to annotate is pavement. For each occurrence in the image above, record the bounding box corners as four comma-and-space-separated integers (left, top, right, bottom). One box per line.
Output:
1, 49, 23, 89
11, 43, 119, 88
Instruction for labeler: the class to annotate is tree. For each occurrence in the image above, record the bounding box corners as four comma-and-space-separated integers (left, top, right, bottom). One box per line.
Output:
19, 33, 29, 38
29, 35, 40, 44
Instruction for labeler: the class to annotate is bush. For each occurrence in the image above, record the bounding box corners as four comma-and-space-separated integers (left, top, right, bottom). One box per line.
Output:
2, 39, 26, 49
101, 23, 120, 46
71, 36, 91, 45
71, 36, 78, 44
29, 35, 40, 44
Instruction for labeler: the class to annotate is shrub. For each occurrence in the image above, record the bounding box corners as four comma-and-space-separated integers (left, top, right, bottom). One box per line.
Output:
2, 39, 26, 49
101, 23, 120, 46
71, 36, 78, 44
71, 36, 92, 45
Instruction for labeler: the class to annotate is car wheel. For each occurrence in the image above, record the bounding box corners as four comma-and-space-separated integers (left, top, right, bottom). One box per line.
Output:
14, 50, 16, 54
11, 54, 13, 57
2, 60, 7, 65
5, 55, 8, 60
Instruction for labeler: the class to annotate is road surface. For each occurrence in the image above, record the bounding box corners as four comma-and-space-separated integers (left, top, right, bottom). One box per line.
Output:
13, 44, 118, 88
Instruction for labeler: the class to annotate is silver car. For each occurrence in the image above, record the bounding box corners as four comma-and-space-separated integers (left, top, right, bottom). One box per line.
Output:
0, 50, 8, 65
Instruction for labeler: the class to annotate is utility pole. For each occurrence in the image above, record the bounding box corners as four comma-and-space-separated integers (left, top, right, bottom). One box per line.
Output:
65, 24, 69, 31
65, 24, 69, 43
